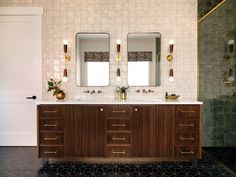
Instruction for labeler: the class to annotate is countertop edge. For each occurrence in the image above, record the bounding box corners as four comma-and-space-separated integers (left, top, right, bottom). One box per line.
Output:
36, 100, 203, 105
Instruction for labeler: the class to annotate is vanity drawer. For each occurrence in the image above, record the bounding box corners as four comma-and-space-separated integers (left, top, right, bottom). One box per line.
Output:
107, 132, 131, 145
106, 146, 131, 157
106, 105, 132, 118
39, 132, 64, 145
38, 105, 62, 118
175, 106, 200, 120
107, 119, 131, 131
175, 133, 198, 146
174, 146, 198, 159
39, 146, 64, 158
39, 119, 63, 131
175, 120, 198, 133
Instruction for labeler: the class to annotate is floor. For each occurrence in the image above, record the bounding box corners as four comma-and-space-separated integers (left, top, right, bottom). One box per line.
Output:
203, 147, 236, 173
0, 147, 235, 177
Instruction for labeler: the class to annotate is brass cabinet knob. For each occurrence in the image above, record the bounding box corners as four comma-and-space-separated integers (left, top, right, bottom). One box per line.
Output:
100, 108, 104, 112
134, 108, 138, 112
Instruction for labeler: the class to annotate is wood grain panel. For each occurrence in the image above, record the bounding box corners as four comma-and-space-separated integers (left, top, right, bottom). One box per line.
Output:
38, 105, 62, 118
76, 105, 106, 157
106, 105, 132, 118
133, 105, 159, 157
106, 146, 131, 157
39, 132, 63, 145
107, 132, 131, 145
63, 105, 78, 157
174, 146, 198, 159
39, 119, 63, 131
158, 105, 174, 157
39, 145, 64, 158
107, 119, 131, 131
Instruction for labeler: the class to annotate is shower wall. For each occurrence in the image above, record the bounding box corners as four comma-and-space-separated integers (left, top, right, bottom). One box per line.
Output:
199, 0, 236, 146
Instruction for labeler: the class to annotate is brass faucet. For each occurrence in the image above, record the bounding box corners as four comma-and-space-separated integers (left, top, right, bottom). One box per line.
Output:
90, 90, 96, 95
142, 89, 148, 94
97, 90, 103, 94
135, 89, 140, 93
83, 90, 90, 93
148, 89, 154, 93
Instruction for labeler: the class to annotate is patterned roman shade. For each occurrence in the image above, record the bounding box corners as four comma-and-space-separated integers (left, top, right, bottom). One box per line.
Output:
128, 51, 152, 61
84, 52, 109, 62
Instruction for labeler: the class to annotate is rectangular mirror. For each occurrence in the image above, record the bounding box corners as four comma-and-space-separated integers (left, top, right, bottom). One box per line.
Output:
76, 33, 110, 86
127, 32, 161, 86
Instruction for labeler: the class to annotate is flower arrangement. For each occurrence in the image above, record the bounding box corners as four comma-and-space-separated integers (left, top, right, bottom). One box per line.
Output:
47, 78, 65, 99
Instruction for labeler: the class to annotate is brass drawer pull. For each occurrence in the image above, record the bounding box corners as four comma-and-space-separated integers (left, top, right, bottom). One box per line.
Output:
43, 137, 58, 141
43, 124, 57, 127
134, 108, 138, 112
112, 110, 126, 113
180, 110, 195, 113
112, 151, 126, 154
43, 110, 57, 113
100, 108, 104, 112
179, 123, 194, 127
180, 137, 195, 141
112, 123, 126, 127
44, 151, 58, 154
112, 137, 126, 141
180, 151, 194, 154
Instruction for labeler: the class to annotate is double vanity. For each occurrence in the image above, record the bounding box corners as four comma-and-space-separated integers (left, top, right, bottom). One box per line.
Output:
38, 32, 202, 162
37, 99, 202, 161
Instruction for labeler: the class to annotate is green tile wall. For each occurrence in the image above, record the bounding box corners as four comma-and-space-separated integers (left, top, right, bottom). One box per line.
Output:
198, 0, 236, 147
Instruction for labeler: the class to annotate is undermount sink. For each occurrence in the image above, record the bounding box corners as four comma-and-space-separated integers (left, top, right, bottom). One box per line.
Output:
76, 98, 166, 102
76, 98, 113, 101
128, 98, 164, 102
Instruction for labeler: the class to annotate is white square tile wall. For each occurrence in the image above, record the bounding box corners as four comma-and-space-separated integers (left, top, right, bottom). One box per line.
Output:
0, 0, 198, 100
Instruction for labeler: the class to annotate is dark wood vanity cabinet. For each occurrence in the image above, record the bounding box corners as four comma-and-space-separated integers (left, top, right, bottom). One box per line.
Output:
63, 105, 105, 157
37, 104, 202, 160
133, 105, 174, 157
174, 106, 202, 159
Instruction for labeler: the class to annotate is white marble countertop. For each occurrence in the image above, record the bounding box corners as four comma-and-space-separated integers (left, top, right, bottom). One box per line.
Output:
36, 98, 203, 105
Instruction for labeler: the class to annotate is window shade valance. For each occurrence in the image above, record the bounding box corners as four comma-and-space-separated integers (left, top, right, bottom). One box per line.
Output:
84, 52, 109, 62
128, 51, 152, 61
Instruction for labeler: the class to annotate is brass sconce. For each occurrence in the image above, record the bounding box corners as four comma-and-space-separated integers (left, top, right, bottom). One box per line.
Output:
63, 39, 71, 82
116, 39, 121, 81
223, 39, 235, 86
166, 40, 175, 82
228, 39, 235, 53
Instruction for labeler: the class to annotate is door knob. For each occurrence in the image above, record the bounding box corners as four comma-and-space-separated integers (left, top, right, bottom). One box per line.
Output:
26, 95, 37, 100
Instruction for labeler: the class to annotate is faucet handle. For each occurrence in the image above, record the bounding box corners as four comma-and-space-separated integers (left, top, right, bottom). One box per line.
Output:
83, 90, 90, 93
135, 89, 140, 93
148, 89, 154, 93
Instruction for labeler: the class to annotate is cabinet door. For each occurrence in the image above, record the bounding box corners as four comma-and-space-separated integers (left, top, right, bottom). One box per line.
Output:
133, 105, 174, 157
76, 105, 105, 157
158, 105, 174, 157
133, 105, 158, 157
64, 105, 79, 157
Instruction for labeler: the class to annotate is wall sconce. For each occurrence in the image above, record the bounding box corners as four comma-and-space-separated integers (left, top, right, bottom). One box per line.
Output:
116, 39, 121, 81
166, 40, 174, 62
169, 68, 174, 82
166, 40, 175, 82
228, 39, 234, 53
63, 39, 71, 82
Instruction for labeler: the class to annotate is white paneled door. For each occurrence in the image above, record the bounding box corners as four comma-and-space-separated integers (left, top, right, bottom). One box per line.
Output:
0, 8, 43, 146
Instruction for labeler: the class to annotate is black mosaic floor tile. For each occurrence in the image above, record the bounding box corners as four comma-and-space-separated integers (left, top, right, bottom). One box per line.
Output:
0, 147, 235, 177
203, 147, 236, 173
